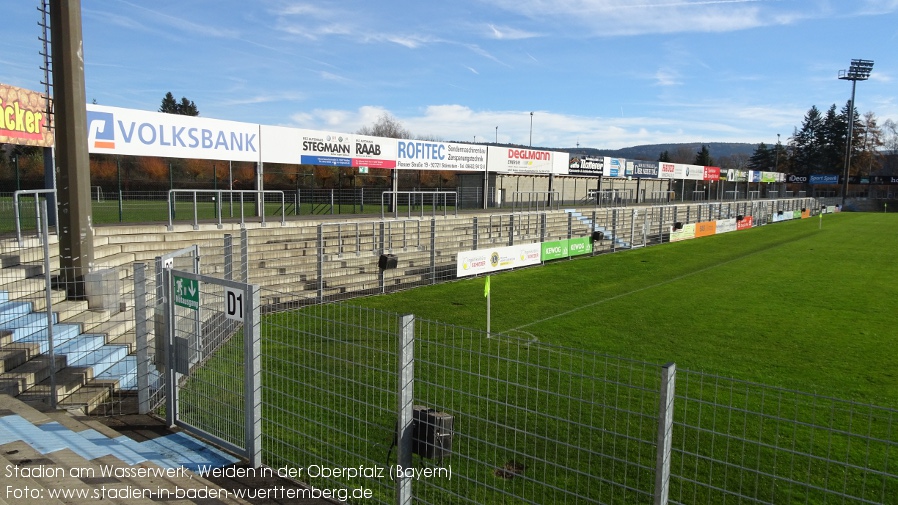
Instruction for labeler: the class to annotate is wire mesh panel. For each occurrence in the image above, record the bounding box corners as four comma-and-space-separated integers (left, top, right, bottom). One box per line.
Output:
259, 301, 400, 504
669, 369, 898, 504
411, 319, 664, 505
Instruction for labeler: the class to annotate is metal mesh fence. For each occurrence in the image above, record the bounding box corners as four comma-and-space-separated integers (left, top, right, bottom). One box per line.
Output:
410, 319, 664, 505
669, 369, 898, 505
258, 301, 400, 504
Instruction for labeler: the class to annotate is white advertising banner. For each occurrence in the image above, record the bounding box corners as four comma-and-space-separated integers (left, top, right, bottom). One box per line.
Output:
715, 218, 737, 234
396, 140, 486, 171
261, 126, 398, 168
659, 162, 676, 179
456, 243, 542, 277
670, 223, 696, 242
683, 164, 704, 180
86, 104, 260, 162
488, 146, 562, 175
602, 156, 627, 177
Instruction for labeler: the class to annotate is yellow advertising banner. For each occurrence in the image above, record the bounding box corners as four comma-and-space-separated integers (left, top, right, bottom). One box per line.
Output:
695, 221, 717, 238
0, 83, 54, 148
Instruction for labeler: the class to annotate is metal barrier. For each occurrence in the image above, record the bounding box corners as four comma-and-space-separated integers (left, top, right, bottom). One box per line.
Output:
13, 189, 57, 245
510, 191, 560, 213
167, 189, 286, 230
380, 190, 458, 219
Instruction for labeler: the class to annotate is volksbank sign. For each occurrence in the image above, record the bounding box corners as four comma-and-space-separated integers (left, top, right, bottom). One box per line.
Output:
87, 104, 260, 162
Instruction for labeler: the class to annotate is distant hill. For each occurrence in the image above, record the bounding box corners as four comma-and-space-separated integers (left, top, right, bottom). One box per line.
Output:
564, 142, 756, 161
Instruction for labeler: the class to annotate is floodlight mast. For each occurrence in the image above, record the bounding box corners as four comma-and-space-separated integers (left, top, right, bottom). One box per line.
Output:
838, 59, 874, 207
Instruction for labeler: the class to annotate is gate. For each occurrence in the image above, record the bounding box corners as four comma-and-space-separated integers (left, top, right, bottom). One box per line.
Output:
161, 268, 261, 466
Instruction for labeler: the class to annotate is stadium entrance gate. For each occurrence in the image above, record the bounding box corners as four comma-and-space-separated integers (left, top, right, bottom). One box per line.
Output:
161, 267, 262, 466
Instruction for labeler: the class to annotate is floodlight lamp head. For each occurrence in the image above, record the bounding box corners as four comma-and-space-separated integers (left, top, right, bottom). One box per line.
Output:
839, 59, 874, 81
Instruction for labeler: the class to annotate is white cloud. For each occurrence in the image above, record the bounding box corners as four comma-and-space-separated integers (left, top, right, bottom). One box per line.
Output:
487, 24, 540, 40
653, 68, 682, 87
282, 102, 797, 149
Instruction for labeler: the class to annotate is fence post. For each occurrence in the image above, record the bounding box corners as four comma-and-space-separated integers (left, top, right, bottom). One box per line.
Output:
567, 212, 573, 240
241, 228, 249, 282
472, 217, 479, 250
612, 209, 618, 253
430, 219, 436, 285
163, 267, 176, 428
244, 283, 262, 467
654, 362, 676, 505
508, 214, 515, 247
224, 234, 233, 281
317, 224, 324, 303
396, 314, 415, 505
40, 201, 57, 409
134, 262, 149, 414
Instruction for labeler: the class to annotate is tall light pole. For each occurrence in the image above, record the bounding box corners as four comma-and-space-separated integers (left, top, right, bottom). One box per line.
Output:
839, 59, 874, 206
529, 112, 533, 147
495, 126, 498, 144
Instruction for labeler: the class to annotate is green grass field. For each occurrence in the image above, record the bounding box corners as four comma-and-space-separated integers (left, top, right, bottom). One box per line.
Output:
349, 212, 898, 408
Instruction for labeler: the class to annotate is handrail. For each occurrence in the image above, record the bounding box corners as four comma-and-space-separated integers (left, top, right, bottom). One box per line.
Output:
511, 191, 560, 213
167, 189, 286, 230
381, 190, 458, 219
14, 189, 57, 245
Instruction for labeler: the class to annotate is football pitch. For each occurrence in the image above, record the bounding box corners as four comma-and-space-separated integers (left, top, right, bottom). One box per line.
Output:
349, 212, 898, 408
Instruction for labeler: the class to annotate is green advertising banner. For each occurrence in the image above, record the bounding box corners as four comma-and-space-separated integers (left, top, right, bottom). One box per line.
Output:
567, 236, 593, 257
541, 239, 568, 261
541, 237, 593, 261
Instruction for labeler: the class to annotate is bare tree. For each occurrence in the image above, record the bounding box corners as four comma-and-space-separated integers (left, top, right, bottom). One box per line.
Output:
855, 111, 884, 176
357, 113, 411, 139
879, 119, 898, 175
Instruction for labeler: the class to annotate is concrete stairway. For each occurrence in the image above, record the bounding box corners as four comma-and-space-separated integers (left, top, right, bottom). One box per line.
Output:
0, 393, 253, 505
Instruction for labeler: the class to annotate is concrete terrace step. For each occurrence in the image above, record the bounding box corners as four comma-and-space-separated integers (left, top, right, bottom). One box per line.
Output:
0, 355, 67, 396
0, 412, 240, 471
0, 409, 252, 504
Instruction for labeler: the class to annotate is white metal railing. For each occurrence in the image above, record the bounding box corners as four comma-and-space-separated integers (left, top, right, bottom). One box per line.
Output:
167, 189, 286, 230
14, 189, 57, 245
380, 190, 458, 219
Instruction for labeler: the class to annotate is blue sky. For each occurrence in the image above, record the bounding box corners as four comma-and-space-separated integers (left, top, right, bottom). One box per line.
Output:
2, 1, 896, 150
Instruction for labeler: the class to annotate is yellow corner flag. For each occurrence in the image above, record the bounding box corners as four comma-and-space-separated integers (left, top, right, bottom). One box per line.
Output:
484, 275, 491, 298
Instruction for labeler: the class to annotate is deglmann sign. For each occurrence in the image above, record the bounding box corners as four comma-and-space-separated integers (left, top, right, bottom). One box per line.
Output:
86, 104, 260, 162
488, 146, 568, 175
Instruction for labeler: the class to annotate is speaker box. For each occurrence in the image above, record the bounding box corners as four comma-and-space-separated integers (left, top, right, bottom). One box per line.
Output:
673, 222, 683, 230
413, 406, 453, 459
736, 215, 744, 221
378, 253, 398, 270
591, 231, 604, 242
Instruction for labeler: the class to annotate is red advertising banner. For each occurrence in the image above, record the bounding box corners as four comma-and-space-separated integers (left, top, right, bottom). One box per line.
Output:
736, 216, 753, 230
703, 166, 720, 181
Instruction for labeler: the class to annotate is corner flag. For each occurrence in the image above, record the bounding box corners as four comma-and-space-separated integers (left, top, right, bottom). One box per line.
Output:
484, 275, 491, 298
